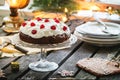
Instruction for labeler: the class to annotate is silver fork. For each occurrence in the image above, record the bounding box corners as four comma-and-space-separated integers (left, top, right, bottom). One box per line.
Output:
94, 16, 119, 36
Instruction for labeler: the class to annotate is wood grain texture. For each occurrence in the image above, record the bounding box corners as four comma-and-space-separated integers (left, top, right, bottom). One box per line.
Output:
19, 40, 82, 80
4, 54, 40, 80
75, 45, 120, 80
99, 47, 120, 80
0, 57, 18, 69
0, 17, 120, 80
50, 43, 99, 79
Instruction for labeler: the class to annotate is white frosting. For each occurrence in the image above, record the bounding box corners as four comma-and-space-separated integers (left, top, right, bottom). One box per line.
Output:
20, 18, 70, 38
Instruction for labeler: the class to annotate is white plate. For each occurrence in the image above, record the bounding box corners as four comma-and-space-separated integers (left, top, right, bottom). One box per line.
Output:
77, 31, 119, 39
93, 12, 120, 21
75, 22, 120, 38
77, 36, 120, 46
107, 14, 120, 21
74, 31, 120, 46
10, 34, 77, 51
75, 31, 120, 42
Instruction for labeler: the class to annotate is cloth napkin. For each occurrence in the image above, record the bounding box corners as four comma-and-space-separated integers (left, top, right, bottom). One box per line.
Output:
77, 58, 120, 76
0, 37, 40, 58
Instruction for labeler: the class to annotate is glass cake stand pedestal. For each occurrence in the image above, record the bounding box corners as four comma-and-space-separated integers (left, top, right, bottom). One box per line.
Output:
10, 34, 77, 72
29, 48, 58, 72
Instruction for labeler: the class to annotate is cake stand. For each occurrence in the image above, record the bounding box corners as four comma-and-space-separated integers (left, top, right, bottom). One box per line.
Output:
10, 34, 77, 72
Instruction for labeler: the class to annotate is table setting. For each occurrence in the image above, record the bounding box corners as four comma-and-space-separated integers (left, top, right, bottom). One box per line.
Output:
74, 16, 120, 46
1, 0, 120, 79
0, 15, 79, 74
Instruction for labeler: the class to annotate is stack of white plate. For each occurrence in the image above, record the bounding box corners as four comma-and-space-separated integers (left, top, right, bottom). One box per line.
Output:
74, 22, 120, 46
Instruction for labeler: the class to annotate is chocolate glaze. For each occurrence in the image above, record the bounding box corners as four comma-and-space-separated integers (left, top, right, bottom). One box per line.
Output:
19, 32, 70, 44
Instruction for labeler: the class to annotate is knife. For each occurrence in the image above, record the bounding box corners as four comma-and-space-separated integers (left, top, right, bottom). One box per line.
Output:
13, 44, 28, 54
6, 42, 28, 54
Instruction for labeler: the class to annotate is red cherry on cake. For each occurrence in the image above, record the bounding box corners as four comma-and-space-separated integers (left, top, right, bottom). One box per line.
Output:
31, 30, 37, 34
51, 25, 56, 30
54, 18, 60, 23
22, 22, 27, 27
63, 26, 67, 31
36, 17, 42, 21
55, 20, 60, 23
31, 22, 36, 27
40, 24, 45, 29
44, 19, 49, 22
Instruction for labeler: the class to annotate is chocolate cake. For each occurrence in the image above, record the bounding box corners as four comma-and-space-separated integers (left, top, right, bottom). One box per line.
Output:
19, 18, 71, 44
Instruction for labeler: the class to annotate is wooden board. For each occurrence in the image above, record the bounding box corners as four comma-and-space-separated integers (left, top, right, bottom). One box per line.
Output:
75, 45, 120, 80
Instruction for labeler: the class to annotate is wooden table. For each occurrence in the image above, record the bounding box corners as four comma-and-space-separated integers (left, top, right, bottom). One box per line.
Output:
0, 18, 120, 80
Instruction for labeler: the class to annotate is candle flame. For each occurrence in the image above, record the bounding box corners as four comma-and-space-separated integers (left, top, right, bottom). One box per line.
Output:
64, 8, 68, 13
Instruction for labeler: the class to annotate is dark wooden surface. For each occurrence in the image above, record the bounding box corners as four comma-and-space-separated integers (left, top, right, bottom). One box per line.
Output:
0, 18, 120, 80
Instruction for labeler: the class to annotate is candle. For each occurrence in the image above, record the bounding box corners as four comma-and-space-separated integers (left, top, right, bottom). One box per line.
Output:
64, 8, 69, 21
11, 61, 19, 72
64, 8, 68, 13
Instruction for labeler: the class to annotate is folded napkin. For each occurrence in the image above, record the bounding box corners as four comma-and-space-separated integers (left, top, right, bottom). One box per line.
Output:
0, 44, 41, 58
0, 37, 41, 58
77, 58, 120, 76
0, 44, 25, 57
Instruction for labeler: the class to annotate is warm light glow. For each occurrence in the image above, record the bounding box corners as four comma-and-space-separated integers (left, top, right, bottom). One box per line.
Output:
7, 0, 19, 8
64, 8, 68, 13
90, 5, 100, 11
11, 0, 18, 8
77, 10, 93, 17
62, 16, 68, 22
108, 7, 112, 10
6, 0, 29, 9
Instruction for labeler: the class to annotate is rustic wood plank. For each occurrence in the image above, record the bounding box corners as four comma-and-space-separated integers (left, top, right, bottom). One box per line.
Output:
76, 70, 96, 80
4, 54, 40, 80
94, 46, 120, 58
75, 45, 120, 80
0, 57, 18, 69
99, 47, 120, 80
50, 43, 98, 79
20, 41, 82, 80
99, 73, 120, 80
5, 40, 82, 80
